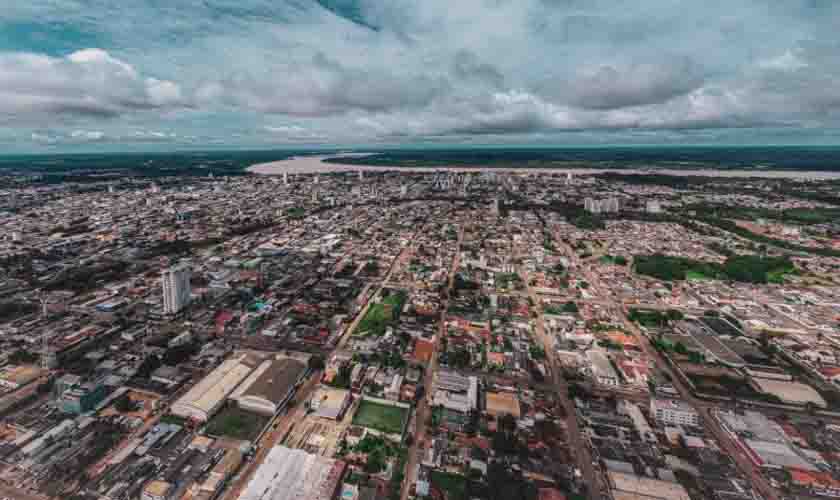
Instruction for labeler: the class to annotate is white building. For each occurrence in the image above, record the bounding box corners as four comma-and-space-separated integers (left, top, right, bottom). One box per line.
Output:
162, 263, 191, 315
584, 197, 620, 214
384, 374, 404, 401
586, 350, 619, 386
650, 398, 700, 427
646, 200, 662, 214
170, 353, 257, 422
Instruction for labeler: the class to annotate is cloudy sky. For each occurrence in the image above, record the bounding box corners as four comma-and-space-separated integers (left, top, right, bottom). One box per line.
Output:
2, 0, 840, 153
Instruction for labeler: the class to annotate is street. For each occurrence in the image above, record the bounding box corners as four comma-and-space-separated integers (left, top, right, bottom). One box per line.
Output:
401, 223, 463, 500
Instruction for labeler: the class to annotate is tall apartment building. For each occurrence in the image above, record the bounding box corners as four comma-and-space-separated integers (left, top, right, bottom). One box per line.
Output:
162, 263, 191, 315
584, 197, 620, 214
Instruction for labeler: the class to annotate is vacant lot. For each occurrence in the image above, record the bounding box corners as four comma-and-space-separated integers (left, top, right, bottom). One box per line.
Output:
352, 399, 408, 436
205, 406, 268, 441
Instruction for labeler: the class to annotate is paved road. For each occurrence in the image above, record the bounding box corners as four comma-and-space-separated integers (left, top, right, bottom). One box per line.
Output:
549, 229, 782, 500
401, 224, 463, 500
335, 223, 425, 351
221, 373, 322, 500
618, 308, 782, 500
520, 261, 605, 500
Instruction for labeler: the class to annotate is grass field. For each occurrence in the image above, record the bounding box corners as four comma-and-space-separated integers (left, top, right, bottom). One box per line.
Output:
205, 406, 269, 441
352, 399, 408, 435
355, 291, 407, 337
685, 270, 712, 281
430, 471, 468, 500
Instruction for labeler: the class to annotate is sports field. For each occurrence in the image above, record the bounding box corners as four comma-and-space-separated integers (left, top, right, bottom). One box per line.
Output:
351, 399, 408, 435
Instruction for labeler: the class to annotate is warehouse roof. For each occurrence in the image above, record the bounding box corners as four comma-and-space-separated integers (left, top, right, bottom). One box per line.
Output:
171, 353, 259, 421
231, 355, 307, 406
239, 445, 346, 500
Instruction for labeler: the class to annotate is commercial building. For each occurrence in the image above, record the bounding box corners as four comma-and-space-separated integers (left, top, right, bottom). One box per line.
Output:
142, 480, 173, 500
587, 350, 620, 387
432, 369, 478, 431
607, 471, 691, 500
238, 445, 346, 500
170, 352, 259, 422
162, 262, 191, 315
311, 387, 352, 420
59, 378, 108, 414
584, 197, 620, 214
650, 398, 699, 427
229, 354, 309, 416
750, 378, 827, 408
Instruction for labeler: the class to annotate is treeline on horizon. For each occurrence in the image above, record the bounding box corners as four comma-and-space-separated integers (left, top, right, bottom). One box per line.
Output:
323, 146, 840, 171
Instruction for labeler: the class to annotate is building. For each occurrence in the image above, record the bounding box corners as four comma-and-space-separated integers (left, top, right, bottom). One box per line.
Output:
311, 387, 352, 420
607, 471, 690, 500
238, 445, 346, 500
60, 378, 108, 414
646, 200, 662, 214
21, 419, 76, 457
55, 373, 83, 397
485, 391, 521, 419
229, 354, 309, 416
142, 480, 172, 500
192, 448, 244, 500
384, 374, 404, 401
170, 352, 259, 422
0, 364, 41, 390
162, 263, 191, 315
650, 398, 699, 427
168, 330, 192, 348
584, 197, 620, 214
432, 370, 478, 431
586, 351, 619, 386
151, 365, 184, 387
750, 378, 827, 408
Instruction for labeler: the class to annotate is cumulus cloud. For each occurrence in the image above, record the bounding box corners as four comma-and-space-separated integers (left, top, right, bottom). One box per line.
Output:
200, 53, 448, 116
263, 124, 327, 142
28, 128, 180, 145
3, 0, 840, 150
0, 48, 186, 120
556, 57, 706, 110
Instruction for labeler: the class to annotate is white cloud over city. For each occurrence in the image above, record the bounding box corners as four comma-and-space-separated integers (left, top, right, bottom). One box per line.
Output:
1, 0, 840, 151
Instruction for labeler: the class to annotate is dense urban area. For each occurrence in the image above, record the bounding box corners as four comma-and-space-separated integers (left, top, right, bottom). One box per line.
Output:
1, 165, 840, 500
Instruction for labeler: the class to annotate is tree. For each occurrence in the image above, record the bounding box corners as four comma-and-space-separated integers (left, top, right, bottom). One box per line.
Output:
499, 413, 517, 433
9, 349, 37, 365
308, 355, 326, 372
114, 393, 137, 413
162, 341, 199, 366
562, 301, 579, 314
674, 342, 689, 355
